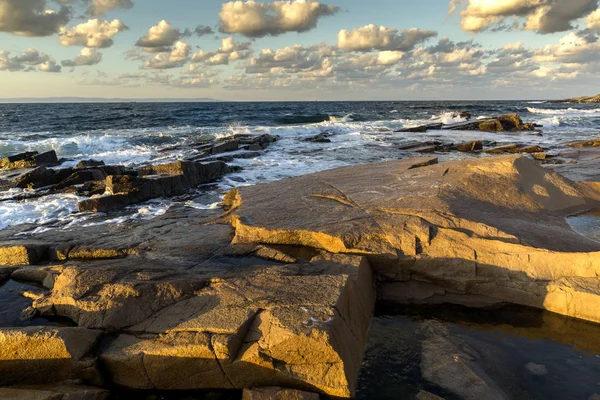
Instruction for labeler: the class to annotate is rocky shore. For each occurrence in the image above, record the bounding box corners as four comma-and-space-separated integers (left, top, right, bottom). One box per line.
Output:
553, 94, 600, 104
1, 113, 600, 399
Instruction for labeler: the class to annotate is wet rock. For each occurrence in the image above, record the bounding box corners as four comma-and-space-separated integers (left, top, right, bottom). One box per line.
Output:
567, 140, 600, 148
53, 169, 108, 191
0, 384, 109, 400
396, 125, 428, 133
76, 159, 105, 168
415, 391, 446, 400
303, 132, 333, 143
12, 167, 74, 189
233, 151, 263, 159
78, 161, 230, 213
484, 144, 517, 154
533, 152, 547, 161
459, 111, 472, 120
447, 114, 533, 132
207, 140, 239, 155
525, 362, 548, 376
0, 151, 60, 170
420, 324, 509, 400
454, 141, 483, 152
242, 387, 320, 399
0, 327, 102, 386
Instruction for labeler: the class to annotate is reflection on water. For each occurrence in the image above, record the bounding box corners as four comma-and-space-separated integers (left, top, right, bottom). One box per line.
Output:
0, 279, 73, 328
356, 304, 600, 400
568, 210, 600, 242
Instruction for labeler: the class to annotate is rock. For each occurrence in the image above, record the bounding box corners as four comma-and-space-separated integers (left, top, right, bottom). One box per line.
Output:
478, 119, 504, 132
0, 245, 48, 266
415, 391, 446, 400
208, 140, 239, 155
497, 113, 524, 131
12, 167, 74, 189
242, 387, 320, 399
485, 144, 519, 154
514, 145, 544, 154
0, 151, 60, 170
303, 133, 333, 143
53, 170, 108, 191
233, 151, 263, 159
78, 161, 230, 213
76, 159, 105, 168
459, 111, 472, 120
533, 152, 547, 160
567, 140, 600, 148
454, 141, 483, 152
0, 327, 102, 386
525, 362, 548, 376
396, 125, 428, 133
225, 155, 600, 323
0, 384, 109, 400
556, 94, 600, 103
421, 324, 509, 400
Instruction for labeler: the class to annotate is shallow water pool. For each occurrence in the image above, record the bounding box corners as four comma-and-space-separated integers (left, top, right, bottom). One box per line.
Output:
568, 210, 600, 242
356, 304, 600, 400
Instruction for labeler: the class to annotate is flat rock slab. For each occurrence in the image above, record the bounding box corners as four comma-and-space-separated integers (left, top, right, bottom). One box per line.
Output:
226, 155, 600, 323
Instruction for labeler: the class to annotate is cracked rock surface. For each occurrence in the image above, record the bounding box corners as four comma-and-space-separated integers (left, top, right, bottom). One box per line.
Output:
1, 154, 599, 398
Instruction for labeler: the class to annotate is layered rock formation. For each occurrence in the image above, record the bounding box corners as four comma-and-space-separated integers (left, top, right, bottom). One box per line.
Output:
1, 155, 600, 398
555, 94, 600, 103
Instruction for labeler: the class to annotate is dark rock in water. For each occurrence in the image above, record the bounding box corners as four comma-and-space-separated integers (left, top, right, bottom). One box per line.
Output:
396, 125, 428, 133
395, 123, 443, 133
446, 114, 533, 132
216, 155, 235, 162
567, 139, 600, 148
454, 141, 483, 152
76, 159, 105, 168
399, 141, 443, 151
485, 144, 519, 154
237, 133, 279, 150
208, 140, 239, 155
78, 161, 231, 213
13, 167, 74, 189
53, 169, 108, 190
303, 132, 333, 143
459, 111, 472, 120
0, 151, 60, 170
233, 151, 262, 159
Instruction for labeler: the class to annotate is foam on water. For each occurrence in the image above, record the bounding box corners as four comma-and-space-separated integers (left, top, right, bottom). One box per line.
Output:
0, 193, 83, 231
527, 107, 600, 115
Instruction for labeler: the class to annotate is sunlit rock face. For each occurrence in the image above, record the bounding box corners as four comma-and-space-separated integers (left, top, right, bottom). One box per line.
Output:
1, 154, 599, 397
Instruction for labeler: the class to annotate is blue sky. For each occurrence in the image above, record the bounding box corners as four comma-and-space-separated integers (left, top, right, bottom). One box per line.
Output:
0, 0, 599, 100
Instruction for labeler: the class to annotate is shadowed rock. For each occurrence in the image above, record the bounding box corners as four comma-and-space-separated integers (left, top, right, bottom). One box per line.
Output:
0, 151, 60, 170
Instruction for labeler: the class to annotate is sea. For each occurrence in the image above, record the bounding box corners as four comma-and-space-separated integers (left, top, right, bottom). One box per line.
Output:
1, 100, 599, 232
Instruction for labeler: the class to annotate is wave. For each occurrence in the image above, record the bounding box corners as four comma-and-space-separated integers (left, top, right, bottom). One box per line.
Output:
275, 114, 331, 125
527, 107, 600, 115
329, 114, 355, 123
430, 111, 468, 125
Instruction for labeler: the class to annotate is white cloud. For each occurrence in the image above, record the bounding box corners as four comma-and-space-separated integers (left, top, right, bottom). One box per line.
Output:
337, 25, 437, 52
0, 48, 59, 72
587, 8, 600, 29
136, 20, 183, 52
62, 48, 103, 66
456, 0, 598, 34
86, 0, 133, 16
0, 0, 70, 36
191, 37, 252, 65
219, 0, 339, 37
59, 19, 127, 48
39, 60, 62, 72
144, 41, 191, 69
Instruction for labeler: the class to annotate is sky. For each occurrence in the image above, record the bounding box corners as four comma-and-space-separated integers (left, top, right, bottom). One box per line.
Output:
0, 0, 599, 101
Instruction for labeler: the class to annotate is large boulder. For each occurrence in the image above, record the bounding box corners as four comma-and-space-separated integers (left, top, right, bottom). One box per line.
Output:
225, 155, 600, 323
78, 161, 231, 212
1, 151, 60, 170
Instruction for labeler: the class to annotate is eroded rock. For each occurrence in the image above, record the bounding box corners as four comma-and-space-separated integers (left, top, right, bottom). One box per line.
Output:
0, 327, 102, 386
243, 387, 320, 400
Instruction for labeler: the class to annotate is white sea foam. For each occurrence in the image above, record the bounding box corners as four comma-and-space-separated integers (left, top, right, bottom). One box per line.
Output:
527, 107, 600, 115
430, 111, 468, 125
0, 193, 82, 230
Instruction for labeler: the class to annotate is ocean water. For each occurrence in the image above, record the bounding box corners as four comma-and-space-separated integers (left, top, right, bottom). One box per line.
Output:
1, 100, 599, 232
